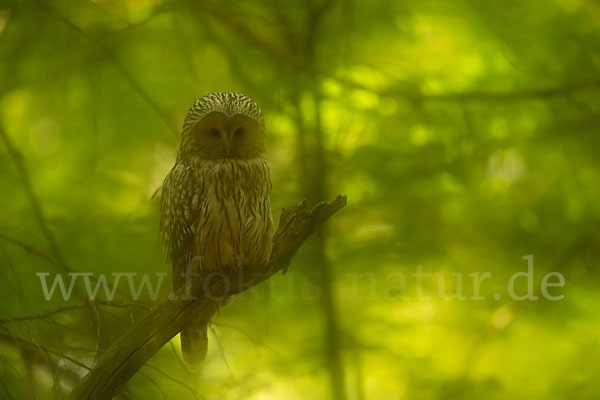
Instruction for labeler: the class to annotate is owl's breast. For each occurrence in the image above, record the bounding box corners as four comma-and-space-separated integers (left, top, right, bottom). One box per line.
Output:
193, 158, 273, 271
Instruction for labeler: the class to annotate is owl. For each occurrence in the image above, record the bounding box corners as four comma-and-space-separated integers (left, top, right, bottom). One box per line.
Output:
160, 92, 273, 368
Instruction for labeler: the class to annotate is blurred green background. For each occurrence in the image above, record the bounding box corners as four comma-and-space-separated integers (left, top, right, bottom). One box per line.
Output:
1, 0, 599, 399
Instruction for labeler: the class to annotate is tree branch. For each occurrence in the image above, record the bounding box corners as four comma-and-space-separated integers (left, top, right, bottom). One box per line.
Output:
196, 0, 600, 103
39, 1, 180, 139
68, 195, 347, 400
0, 333, 91, 371
0, 300, 152, 325
0, 126, 72, 275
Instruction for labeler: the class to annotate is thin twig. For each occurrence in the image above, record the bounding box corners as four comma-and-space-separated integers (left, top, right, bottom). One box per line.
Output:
212, 321, 281, 356
0, 232, 135, 299
0, 332, 91, 370
0, 377, 14, 400
197, 0, 600, 103
0, 232, 59, 266
144, 364, 203, 400
139, 370, 169, 400
39, 2, 179, 139
0, 304, 90, 325
209, 325, 235, 380
0, 126, 73, 275
0, 301, 152, 325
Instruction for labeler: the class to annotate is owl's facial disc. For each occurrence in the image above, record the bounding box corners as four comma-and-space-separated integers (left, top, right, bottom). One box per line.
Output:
190, 111, 264, 160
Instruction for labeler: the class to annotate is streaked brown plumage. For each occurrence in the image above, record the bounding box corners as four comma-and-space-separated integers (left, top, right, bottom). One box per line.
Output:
160, 93, 272, 368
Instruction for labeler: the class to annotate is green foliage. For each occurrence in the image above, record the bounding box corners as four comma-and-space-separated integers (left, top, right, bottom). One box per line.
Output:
0, 0, 598, 399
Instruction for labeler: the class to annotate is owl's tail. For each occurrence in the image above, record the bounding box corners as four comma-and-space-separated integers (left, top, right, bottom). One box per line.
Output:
180, 303, 219, 370
180, 322, 209, 370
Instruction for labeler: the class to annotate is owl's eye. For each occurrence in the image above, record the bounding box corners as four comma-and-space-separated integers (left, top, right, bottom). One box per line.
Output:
234, 127, 244, 137
209, 128, 221, 138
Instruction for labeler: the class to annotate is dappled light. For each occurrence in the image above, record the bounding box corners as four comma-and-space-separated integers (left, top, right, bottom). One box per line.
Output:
0, 0, 599, 399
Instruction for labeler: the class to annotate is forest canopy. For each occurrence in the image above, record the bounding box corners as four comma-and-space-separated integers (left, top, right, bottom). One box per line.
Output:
0, 0, 598, 399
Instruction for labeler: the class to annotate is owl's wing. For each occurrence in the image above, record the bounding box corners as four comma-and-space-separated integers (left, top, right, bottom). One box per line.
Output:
160, 163, 205, 291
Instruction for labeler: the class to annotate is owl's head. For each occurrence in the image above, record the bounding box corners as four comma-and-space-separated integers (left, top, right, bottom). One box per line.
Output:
179, 92, 265, 161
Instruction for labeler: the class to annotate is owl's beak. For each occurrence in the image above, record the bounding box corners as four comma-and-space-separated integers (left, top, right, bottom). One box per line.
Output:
223, 131, 233, 157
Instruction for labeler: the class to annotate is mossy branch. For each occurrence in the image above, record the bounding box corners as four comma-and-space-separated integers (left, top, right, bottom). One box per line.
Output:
68, 195, 347, 400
